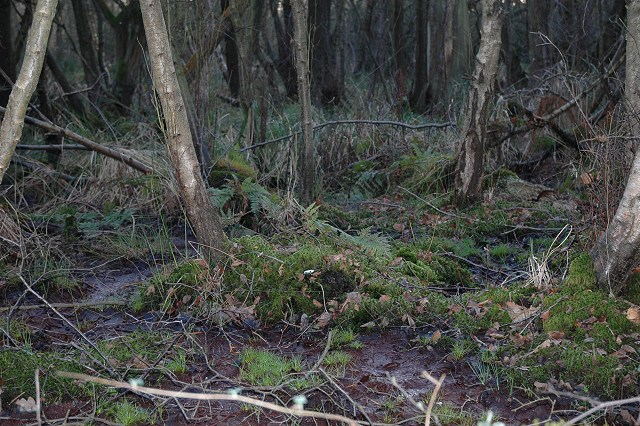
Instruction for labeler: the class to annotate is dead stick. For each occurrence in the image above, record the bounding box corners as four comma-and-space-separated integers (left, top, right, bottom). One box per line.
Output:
0, 106, 153, 174
0, 300, 126, 313
57, 371, 362, 425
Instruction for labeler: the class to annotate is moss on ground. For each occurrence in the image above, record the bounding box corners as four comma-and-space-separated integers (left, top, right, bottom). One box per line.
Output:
0, 348, 84, 404
512, 254, 640, 398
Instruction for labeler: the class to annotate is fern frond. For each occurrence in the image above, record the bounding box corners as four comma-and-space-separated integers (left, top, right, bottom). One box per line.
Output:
241, 178, 279, 215
347, 227, 392, 259
209, 186, 235, 209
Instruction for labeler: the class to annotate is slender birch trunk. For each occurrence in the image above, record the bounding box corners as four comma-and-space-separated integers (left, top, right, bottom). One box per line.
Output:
591, 0, 640, 294
291, 0, 315, 204
0, 0, 58, 184
139, 0, 227, 260
453, 0, 504, 206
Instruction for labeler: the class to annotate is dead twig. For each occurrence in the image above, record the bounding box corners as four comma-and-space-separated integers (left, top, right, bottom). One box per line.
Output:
18, 275, 115, 375
0, 299, 126, 313
56, 371, 362, 426
421, 371, 446, 426
320, 367, 374, 425
562, 395, 640, 425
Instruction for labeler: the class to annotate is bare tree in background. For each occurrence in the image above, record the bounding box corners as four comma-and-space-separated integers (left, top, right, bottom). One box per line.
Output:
291, 0, 314, 204
453, 0, 504, 206
0, 0, 13, 108
591, 0, 640, 295
0, 0, 58, 184
139, 0, 227, 261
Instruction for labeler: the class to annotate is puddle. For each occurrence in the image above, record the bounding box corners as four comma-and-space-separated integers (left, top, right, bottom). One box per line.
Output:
83, 261, 154, 303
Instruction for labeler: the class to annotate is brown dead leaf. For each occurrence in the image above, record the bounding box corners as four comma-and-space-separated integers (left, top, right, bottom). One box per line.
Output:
448, 304, 463, 314
312, 299, 323, 308
626, 306, 640, 324
512, 333, 532, 348
340, 292, 362, 313
316, 311, 332, 328
230, 257, 246, 268
389, 257, 404, 267
393, 223, 405, 232
379, 294, 392, 303
431, 329, 442, 343
503, 301, 538, 323
417, 251, 433, 262
541, 310, 550, 322
580, 172, 593, 186
548, 331, 565, 339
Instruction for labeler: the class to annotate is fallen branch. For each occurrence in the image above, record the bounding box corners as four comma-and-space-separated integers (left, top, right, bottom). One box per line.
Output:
241, 119, 456, 152
0, 106, 153, 174
56, 371, 361, 425
16, 144, 88, 151
562, 395, 640, 425
0, 299, 126, 313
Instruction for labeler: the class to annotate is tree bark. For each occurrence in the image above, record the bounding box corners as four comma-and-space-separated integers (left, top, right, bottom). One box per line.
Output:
453, 0, 504, 206
0, 0, 13, 108
527, 0, 553, 84
221, 0, 241, 99
71, 0, 99, 88
95, 0, 145, 109
409, 0, 430, 112
270, 0, 297, 99
0, 0, 58, 184
290, 0, 314, 204
591, 0, 640, 294
139, 0, 227, 260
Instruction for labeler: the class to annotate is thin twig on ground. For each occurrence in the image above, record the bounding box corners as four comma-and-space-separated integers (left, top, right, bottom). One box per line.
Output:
56, 371, 362, 425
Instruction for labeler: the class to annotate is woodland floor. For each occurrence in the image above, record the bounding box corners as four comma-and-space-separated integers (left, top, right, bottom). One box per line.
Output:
1, 154, 639, 426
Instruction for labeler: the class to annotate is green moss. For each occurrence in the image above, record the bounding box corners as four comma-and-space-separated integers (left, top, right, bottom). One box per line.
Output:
110, 400, 152, 426
135, 259, 211, 313
0, 349, 84, 404
520, 343, 635, 398
394, 244, 473, 286
623, 272, 640, 305
225, 235, 380, 321
97, 330, 170, 366
238, 347, 302, 386
207, 154, 258, 187
489, 244, 515, 259
563, 253, 596, 291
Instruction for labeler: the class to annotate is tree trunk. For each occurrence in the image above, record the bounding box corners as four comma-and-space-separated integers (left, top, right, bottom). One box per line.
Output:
290, 0, 314, 204
139, 0, 227, 261
221, 0, 241, 99
308, 0, 341, 105
270, 0, 297, 99
527, 0, 553, 84
591, 0, 640, 294
0, 0, 13, 108
71, 0, 99, 88
409, 0, 430, 112
0, 0, 58, 184
95, 0, 145, 109
453, 0, 504, 206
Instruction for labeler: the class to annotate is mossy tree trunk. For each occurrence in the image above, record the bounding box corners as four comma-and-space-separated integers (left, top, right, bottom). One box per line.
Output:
591, 0, 640, 294
0, 0, 58, 184
139, 0, 227, 261
453, 0, 504, 206
291, 0, 315, 205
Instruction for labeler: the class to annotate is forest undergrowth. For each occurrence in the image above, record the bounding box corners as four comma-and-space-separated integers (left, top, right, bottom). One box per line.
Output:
1, 93, 640, 426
